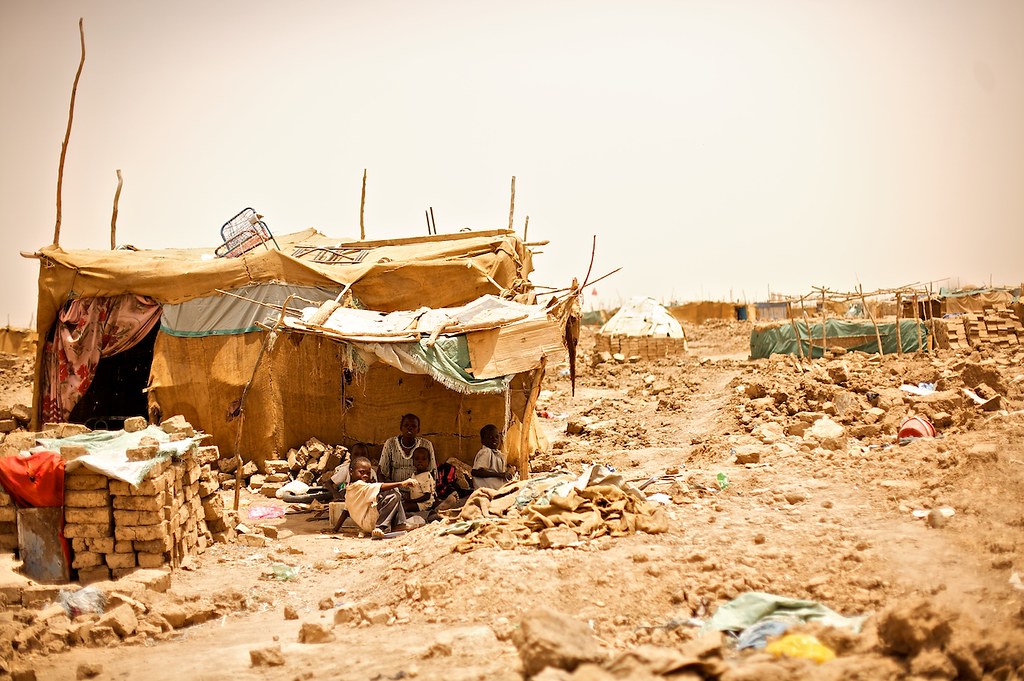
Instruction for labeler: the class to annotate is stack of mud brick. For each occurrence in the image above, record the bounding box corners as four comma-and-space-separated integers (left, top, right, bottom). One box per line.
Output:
0, 488, 15, 553
595, 334, 687, 360
943, 306, 1024, 351
64, 439, 233, 583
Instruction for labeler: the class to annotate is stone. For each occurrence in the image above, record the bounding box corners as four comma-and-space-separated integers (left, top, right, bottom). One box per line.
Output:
926, 509, 949, 529
125, 445, 159, 462
334, 603, 361, 624
76, 663, 103, 679
751, 422, 784, 444
297, 622, 336, 644
566, 421, 585, 436
123, 416, 147, 433
238, 534, 269, 548
284, 605, 299, 620
804, 417, 847, 451
10, 404, 30, 423
95, 603, 138, 638
513, 608, 604, 676
160, 415, 195, 437
121, 568, 171, 593
733, 445, 761, 465
250, 644, 286, 667
827, 361, 851, 384
538, 527, 579, 549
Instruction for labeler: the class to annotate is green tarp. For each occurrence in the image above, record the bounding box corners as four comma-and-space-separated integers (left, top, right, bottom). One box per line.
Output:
750, 319, 927, 359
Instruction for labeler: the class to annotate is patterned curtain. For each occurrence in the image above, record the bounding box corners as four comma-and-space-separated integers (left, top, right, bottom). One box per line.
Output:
42, 295, 162, 423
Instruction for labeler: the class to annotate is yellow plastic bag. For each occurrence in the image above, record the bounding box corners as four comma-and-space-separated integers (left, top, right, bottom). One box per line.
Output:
765, 634, 835, 663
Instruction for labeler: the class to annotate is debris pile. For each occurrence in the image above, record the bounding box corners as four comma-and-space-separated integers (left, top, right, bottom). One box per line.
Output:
594, 335, 687, 362
216, 437, 345, 497
451, 466, 668, 551
941, 306, 1024, 351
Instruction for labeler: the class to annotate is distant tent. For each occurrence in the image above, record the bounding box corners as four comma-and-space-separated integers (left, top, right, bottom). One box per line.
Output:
599, 297, 684, 338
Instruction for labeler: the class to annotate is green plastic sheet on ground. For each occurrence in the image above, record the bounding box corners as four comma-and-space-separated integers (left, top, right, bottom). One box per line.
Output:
700, 592, 866, 634
36, 425, 198, 486
750, 319, 927, 359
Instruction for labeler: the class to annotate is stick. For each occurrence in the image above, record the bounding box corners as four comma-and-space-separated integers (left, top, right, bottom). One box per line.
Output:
913, 292, 923, 352
359, 169, 367, 240
802, 309, 816, 360
927, 284, 936, 352
430, 206, 437, 235
508, 176, 516, 231
53, 18, 86, 247
523, 215, 529, 242
859, 285, 884, 356
109, 169, 122, 250
425, 209, 431, 234
895, 293, 902, 355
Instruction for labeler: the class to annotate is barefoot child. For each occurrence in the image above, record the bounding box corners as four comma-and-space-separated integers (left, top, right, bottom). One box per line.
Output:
471, 424, 515, 490
404, 446, 436, 512
331, 456, 415, 538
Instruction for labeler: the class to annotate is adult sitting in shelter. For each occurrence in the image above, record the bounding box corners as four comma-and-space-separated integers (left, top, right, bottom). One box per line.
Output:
472, 424, 515, 490
378, 414, 436, 482
330, 457, 415, 538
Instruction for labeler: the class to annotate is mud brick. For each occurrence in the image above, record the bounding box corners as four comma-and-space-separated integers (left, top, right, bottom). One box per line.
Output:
133, 537, 172, 553
0, 507, 14, 523
109, 471, 171, 497
71, 551, 104, 569
114, 510, 163, 526
195, 446, 219, 466
0, 535, 17, 551
126, 444, 159, 462
198, 479, 220, 497
64, 523, 114, 539
105, 552, 137, 570
136, 552, 167, 569
65, 508, 112, 525
0, 420, 15, 433
71, 538, 89, 552
65, 473, 109, 491
207, 517, 230, 533
114, 541, 134, 553
64, 490, 110, 508
0, 491, 11, 507
87, 537, 116, 553
77, 566, 111, 584
115, 522, 169, 542
112, 495, 163, 512
111, 568, 139, 579
123, 416, 147, 432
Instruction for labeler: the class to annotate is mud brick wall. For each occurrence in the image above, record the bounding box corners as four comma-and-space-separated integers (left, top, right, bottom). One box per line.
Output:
595, 334, 687, 360
64, 445, 229, 583
941, 307, 1024, 351
0, 488, 15, 552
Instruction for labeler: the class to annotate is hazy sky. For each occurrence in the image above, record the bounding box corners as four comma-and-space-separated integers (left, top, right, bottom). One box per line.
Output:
2, 0, 1022, 325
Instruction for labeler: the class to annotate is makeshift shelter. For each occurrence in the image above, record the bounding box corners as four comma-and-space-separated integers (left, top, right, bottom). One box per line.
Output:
937, 287, 1018, 315
595, 297, 686, 360
0, 327, 36, 357
26, 228, 572, 473
750, 319, 928, 359
668, 301, 743, 325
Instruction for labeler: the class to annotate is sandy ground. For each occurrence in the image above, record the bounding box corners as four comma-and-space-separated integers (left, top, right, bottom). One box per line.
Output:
3, 321, 1024, 680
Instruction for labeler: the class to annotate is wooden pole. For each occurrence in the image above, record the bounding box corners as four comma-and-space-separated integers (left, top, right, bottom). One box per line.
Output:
523, 215, 529, 242
786, 301, 803, 360
359, 169, 367, 240
895, 293, 903, 356
429, 206, 437, 235
508, 176, 516, 231
859, 285, 884, 356
927, 284, 937, 352
53, 18, 86, 247
424, 209, 431, 234
109, 169, 122, 250
802, 309, 816, 360
912, 292, 923, 352
819, 289, 828, 355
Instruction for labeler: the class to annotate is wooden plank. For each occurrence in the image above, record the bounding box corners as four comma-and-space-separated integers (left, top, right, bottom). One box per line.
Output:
17, 507, 70, 584
467, 317, 564, 380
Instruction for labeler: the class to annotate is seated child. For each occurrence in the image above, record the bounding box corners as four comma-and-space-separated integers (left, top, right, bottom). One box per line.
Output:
403, 446, 436, 513
433, 458, 473, 510
331, 456, 414, 538
471, 424, 515, 490
329, 442, 375, 500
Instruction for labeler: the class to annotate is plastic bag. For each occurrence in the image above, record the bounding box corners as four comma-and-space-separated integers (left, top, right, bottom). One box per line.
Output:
765, 634, 835, 663
58, 586, 107, 618
270, 563, 298, 581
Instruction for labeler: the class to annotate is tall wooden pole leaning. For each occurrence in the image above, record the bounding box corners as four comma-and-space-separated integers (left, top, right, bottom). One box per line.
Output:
819, 289, 828, 355
859, 285, 884, 356
53, 18, 86, 247
109, 169, 123, 250
895, 293, 903, 356
523, 215, 529, 242
927, 284, 937, 352
508, 176, 516, 231
912, 292, 923, 352
359, 169, 367, 240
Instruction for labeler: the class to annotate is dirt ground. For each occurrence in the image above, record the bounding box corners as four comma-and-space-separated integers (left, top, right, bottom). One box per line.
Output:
4, 320, 1024, 680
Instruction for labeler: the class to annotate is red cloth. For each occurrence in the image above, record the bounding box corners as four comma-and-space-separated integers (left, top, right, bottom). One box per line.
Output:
0, 451, 66, 508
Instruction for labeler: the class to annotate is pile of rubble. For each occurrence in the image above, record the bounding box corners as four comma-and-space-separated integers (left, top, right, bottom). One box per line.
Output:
0, 403, 31, 443
215, 437, 346, 498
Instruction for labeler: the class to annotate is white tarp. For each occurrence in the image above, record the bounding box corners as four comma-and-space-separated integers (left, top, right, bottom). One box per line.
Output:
599, 297, 684, 338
